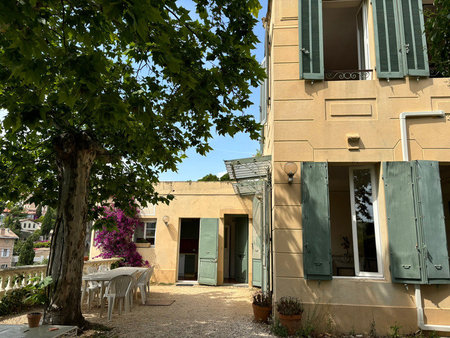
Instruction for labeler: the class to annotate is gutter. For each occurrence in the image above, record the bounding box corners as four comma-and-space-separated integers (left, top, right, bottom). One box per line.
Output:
399, 110, 450, 332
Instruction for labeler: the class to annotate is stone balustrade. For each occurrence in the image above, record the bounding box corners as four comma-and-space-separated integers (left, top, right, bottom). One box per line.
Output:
0, 258, 121, 297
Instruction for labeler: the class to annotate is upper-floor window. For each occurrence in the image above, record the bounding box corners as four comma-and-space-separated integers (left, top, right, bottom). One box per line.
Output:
134, 221, 157, 247
298, 0, 429, 81
1, 264, 7, 268
1, 249, 10, 257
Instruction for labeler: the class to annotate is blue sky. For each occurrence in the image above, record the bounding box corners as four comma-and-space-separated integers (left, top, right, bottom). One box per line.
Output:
0, 2, 267, 181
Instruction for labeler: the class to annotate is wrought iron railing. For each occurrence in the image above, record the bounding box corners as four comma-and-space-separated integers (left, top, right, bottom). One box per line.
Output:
325, 69, 373, 81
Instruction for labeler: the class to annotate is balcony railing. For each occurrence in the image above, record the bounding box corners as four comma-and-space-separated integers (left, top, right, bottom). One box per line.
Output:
325, 69, 373, 81
0, 258, 121, 297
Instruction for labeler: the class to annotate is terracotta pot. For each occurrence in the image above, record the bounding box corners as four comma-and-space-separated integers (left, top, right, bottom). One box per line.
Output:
252, 303, 271, 323
27, 312, 42, 328
83, 256, 89, 261
278, 313, 302, 335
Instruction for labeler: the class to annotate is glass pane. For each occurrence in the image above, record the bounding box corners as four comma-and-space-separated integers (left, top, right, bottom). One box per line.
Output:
353, 169, 378, 273
135, 224, 145, 242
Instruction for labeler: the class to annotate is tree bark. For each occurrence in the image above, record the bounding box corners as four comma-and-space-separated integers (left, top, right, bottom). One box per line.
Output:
44, 132, 97, 327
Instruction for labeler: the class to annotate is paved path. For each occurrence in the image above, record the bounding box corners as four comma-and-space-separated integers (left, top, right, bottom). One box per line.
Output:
82, 284, 275, 337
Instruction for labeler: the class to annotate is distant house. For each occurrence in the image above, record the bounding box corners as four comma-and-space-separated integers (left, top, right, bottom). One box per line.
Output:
20, 219, 41, 233
0, 228, 19, 268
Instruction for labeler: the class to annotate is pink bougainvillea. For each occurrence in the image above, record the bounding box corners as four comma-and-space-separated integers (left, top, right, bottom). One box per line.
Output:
93, 207, 149, 267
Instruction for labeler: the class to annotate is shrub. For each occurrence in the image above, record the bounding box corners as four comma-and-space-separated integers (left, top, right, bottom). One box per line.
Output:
253, 290, 272, 307
93, 207, 149, 267
33, 241, 51, 248
276, 296, 304, 316
18, 238, 35, 266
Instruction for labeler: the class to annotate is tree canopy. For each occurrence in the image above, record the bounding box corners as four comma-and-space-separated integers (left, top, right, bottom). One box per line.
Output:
0, 0, 263, 326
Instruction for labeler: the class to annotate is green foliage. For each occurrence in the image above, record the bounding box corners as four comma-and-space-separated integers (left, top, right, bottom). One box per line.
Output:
424, 0, 450, 76
198, 174, 220, 181
40, 207, 55, 237
18, 238, 35, 266
276, 297, 304, 316
389, 322, 401, 338
270, 318, 289, 337
35, 204, 42, 218
0, 0, 264, 214
0, 276, 52, 316
220, 173, 231, 181
3, 204, 25, 236
33, 241, 50, 248
252, 290, 272, 307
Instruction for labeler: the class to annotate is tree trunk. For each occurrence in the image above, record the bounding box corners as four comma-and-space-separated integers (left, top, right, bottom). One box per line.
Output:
44, 132, 97, 327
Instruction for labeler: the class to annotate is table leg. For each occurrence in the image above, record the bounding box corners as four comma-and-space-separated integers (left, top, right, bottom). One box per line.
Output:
81, 281, 87, 305
99, 281, 105, 318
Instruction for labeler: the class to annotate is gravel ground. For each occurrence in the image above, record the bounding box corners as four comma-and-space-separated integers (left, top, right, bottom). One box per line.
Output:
0, 284, 276, 338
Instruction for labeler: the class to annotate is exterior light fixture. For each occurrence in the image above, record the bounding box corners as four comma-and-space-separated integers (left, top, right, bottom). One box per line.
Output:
283, 162, 298, 184
162, 215, 169, 226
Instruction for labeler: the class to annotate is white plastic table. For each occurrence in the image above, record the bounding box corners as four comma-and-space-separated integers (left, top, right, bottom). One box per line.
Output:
0, 324, 77, 337
82, 267, 149, 315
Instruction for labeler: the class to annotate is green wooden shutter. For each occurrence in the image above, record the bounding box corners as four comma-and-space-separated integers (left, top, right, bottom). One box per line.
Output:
260, 58, 267, 124
372, 0, 404, 78
198, 218, 219, 286
301, 162, 332, 280
415, 161, 450, 283
383, 162, 422, 283
298, 0, 324, 80
398, 0, 429, 76
252, 194, 262, 287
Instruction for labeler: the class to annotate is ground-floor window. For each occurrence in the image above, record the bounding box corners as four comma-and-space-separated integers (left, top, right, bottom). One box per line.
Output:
329, 165, 382, 278
134, 220, 157, 246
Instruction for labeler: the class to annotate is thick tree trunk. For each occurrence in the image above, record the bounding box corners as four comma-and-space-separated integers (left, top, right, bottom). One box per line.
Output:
44, 132, 97, 327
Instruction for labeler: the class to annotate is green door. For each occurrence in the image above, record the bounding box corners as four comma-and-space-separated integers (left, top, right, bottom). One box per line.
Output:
252, 195, 262, 287
198, 218, 219, 285
235, 217, 248, 283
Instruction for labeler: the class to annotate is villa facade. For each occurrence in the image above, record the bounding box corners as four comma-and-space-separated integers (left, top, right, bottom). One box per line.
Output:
261, 0, 450, 334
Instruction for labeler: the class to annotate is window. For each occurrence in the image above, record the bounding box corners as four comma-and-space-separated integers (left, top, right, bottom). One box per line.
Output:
1, 264, 7, 269
1, 249, 10, 257
298, 0, 429, 80
135, 221, 157, 246
301, 162, 383, 280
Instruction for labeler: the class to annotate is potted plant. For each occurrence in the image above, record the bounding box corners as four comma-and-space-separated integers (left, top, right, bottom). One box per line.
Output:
252, 290, 272, 323
25, 276, 52, 328
276, 296, 304, 335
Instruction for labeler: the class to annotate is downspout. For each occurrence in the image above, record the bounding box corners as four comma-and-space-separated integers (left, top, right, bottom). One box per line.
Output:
399, 110, 450, 332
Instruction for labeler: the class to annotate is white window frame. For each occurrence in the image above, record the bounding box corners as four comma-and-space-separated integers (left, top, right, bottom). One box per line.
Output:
1, 249, 9, 257
134, 220, 157, 247
1, 264, 7, 269
349, 165, 383, 278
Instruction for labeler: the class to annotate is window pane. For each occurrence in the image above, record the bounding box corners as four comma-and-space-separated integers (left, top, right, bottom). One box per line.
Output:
146, 222, 156, 246
353, 169, 378, 273
135, 224, 145, 242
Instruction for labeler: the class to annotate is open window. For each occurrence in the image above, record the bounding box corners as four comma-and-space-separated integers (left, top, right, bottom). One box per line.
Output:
323, 0, 372, 80
301, 162, 382, 280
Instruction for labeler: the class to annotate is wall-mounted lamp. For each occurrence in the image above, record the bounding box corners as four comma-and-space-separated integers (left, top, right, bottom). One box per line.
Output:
162, 215, 170, 226
283, 162, 298, 184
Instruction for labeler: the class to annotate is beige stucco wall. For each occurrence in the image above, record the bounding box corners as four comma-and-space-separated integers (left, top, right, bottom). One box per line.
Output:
266, 0, 450, 334
90, 181, 254, 285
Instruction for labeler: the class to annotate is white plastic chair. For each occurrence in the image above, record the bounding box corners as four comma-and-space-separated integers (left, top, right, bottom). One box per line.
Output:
135, 266, 154, 305
104, 275, 133, 321
85, 266, 101, 309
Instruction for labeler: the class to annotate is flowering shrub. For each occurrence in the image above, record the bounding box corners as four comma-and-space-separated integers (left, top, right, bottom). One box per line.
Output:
93, 207, 149, 267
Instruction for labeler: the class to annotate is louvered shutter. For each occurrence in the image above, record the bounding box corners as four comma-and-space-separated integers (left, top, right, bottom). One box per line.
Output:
415, 161, 450, 283
260, 58, 267, 124
398, 0, 430, 76
298, 0, 324, 80
372, 0, 404, 78
301, 162, 332, 280
383, 162, 422, 283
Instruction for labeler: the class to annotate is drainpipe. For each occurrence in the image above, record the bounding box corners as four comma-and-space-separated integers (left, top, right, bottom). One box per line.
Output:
399, 110, 450, 332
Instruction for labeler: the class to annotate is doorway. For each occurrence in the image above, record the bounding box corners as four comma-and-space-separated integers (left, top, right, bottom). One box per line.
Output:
223, 215, 248, 284
178, 218, 200, 281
